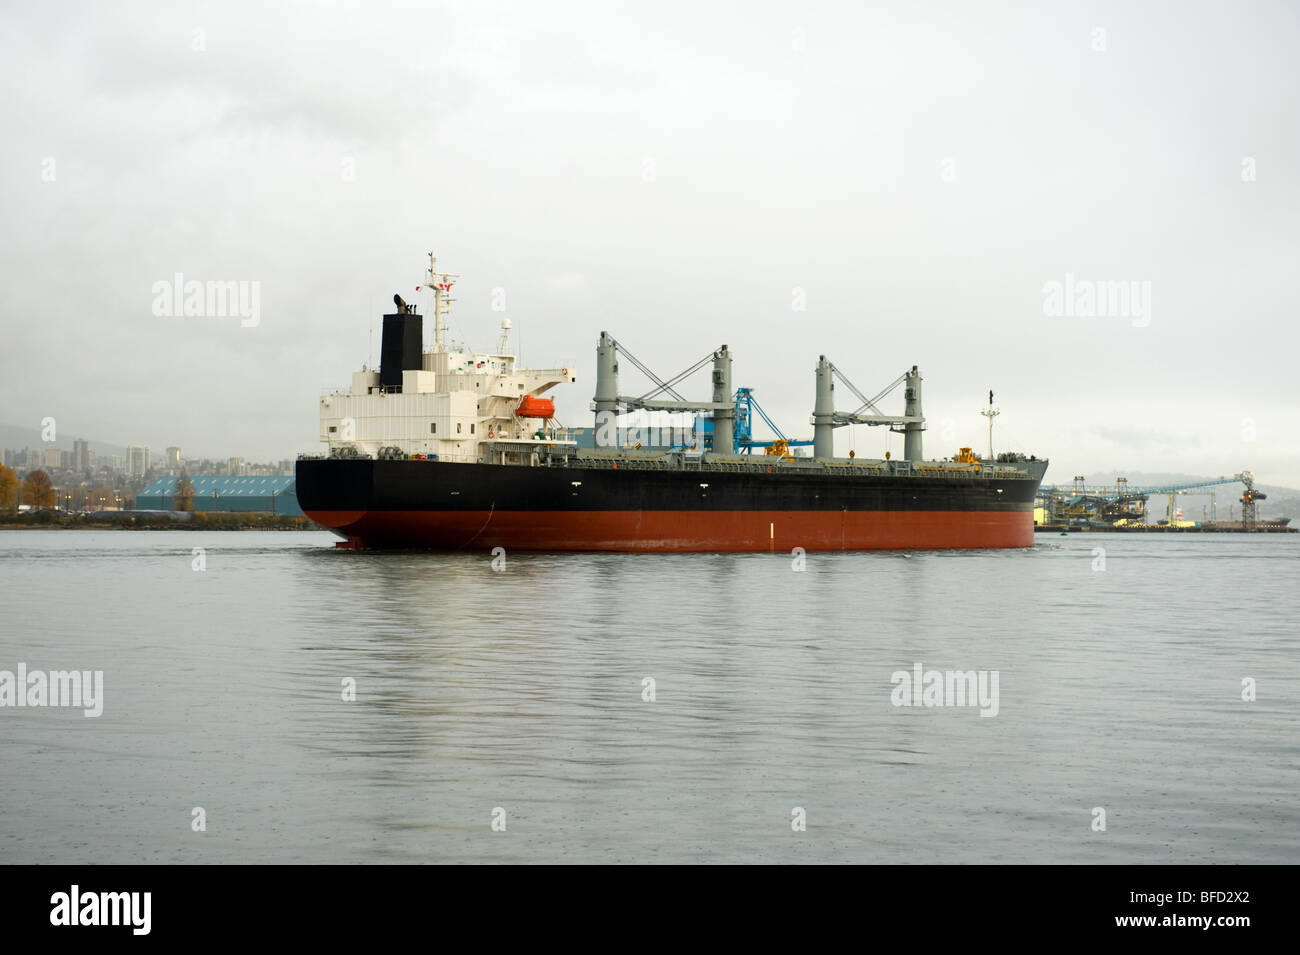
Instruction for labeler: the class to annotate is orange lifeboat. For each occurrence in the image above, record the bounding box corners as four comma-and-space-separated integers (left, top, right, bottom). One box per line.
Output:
515, 395, 555, 418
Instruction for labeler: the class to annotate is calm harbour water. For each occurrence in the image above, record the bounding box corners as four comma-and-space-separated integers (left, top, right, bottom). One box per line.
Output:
0, 529, 1296, 864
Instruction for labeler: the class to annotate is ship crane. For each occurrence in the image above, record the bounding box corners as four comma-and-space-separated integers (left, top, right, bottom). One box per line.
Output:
594, 332, 736, 450
811, 357, 924, 461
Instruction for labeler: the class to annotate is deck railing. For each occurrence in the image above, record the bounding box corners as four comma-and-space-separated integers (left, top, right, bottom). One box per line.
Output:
297, 449, 1042, 480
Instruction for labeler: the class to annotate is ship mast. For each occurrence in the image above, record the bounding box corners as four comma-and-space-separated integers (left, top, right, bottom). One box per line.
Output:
980, 390, 999, 461
425, 252, 459, 353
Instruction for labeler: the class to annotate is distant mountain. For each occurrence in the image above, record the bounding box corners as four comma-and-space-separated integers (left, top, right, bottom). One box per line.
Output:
1251, 486, 1300, 522
0, 423, 128, 459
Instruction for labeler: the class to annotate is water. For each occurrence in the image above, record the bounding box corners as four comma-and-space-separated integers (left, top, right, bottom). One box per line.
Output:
1, 530, 1296, 864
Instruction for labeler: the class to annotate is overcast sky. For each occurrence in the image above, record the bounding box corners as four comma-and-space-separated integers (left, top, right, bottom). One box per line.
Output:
2, 0, 1297, 484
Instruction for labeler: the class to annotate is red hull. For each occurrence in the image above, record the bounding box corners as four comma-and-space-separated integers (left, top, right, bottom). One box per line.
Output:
306, 508, 1035, 551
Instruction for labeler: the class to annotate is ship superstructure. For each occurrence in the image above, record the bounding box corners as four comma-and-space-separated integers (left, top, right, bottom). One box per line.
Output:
318, 254, 576, 463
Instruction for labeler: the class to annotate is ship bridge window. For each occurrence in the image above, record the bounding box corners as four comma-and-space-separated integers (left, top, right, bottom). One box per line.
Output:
470, 424, 475, 434
430, 423, 436, 434
457, 423, 462, 434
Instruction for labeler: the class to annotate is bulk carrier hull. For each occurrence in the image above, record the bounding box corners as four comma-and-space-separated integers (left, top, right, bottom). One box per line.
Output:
295, 457, 1047, 551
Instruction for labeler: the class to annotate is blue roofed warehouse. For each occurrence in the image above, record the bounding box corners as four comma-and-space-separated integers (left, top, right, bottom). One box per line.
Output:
136, 475, 304, 516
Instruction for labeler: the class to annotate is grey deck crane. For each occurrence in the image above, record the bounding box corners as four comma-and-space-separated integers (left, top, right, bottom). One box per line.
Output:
812, 357, 924, 461
594, 332, 735, 451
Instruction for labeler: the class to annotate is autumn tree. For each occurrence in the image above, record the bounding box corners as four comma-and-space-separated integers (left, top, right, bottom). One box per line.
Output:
0, 464, 18, 511
21, 470, 56, 509
174, 471, 195, 511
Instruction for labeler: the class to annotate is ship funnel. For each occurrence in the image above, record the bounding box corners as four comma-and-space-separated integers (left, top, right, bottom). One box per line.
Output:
380, 296, 423, 393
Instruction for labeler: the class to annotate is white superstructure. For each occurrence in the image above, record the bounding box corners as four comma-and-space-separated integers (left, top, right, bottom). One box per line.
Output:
319, 254, 576, 462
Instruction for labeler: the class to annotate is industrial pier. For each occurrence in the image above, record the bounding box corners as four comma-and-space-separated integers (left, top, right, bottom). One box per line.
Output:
1034, 472, 1295, 533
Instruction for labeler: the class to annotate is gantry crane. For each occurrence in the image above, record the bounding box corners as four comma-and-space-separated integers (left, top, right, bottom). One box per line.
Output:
1238, 471, 1265, 529
734, 388, 813, 455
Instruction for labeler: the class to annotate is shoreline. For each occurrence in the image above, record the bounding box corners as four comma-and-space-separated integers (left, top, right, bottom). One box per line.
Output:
0, 513, 321, 531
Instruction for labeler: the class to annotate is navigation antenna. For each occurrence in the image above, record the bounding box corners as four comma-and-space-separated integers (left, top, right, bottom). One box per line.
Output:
980, 389, 999, 462
424, 252, 459, 353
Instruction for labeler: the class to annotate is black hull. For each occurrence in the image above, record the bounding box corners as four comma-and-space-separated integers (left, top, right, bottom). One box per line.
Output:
294, 457, 1048, 551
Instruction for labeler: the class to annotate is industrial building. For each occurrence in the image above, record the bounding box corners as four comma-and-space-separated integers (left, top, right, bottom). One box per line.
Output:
136, 475, 303, 515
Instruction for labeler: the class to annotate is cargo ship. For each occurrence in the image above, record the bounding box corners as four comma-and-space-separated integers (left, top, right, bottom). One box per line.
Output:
295, 254, 1048, 551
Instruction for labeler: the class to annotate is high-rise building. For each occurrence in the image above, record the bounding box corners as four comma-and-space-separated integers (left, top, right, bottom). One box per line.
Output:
73, 439, 90, 472
227, 457, 245, 476
43, 448, 62, 469
127, 445, 151, 478
165, 446, 181, 467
